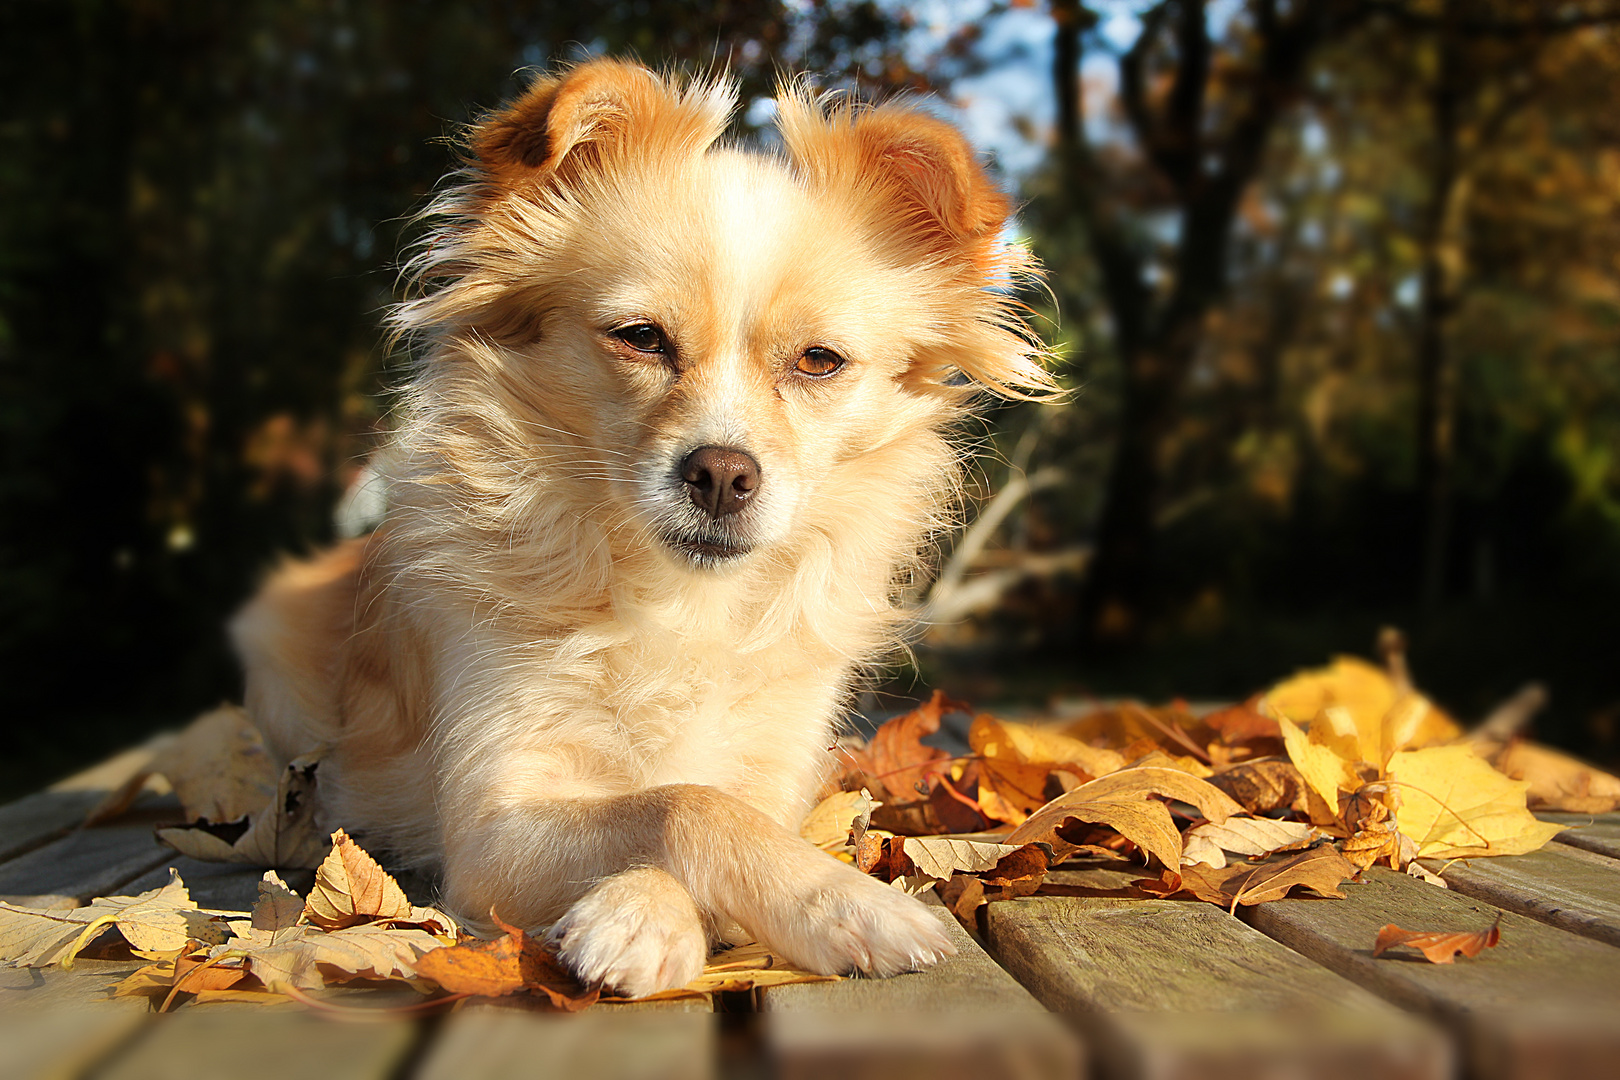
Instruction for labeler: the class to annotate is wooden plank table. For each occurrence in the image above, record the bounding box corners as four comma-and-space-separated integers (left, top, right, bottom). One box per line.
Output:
3, 750, 1618, 1080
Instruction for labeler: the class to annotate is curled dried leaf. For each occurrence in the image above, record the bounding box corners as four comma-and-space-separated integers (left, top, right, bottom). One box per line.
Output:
1373, 915, 1502, 964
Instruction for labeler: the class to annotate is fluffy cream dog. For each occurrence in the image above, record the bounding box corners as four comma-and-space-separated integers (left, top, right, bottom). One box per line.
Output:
232, 58, 1051, 997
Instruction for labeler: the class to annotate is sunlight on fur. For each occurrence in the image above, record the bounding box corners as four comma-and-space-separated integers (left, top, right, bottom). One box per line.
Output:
230, 58, 1054, 997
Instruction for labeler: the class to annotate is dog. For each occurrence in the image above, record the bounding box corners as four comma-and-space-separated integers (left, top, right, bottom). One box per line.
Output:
231, 58, 1052, 997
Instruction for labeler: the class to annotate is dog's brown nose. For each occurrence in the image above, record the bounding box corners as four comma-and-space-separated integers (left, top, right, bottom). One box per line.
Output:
681, 446, 759, 519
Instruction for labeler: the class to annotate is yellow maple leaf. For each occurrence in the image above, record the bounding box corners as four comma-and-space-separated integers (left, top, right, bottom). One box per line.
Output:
1277, 716, 1359, 817
1386, 745, 1564, 859
1265, 657, 1460, 767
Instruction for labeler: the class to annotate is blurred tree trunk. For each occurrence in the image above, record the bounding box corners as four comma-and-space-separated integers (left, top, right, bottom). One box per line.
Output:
1055, 0, 1352, 645
1415, 4, 1462, 611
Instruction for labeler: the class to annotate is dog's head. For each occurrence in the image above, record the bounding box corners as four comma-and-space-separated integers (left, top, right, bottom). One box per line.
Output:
393, 59, 1051, 580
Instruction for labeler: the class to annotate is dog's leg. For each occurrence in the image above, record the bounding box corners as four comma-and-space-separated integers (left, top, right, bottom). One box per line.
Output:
443, 783, 954, 993
546, 866, 708, 998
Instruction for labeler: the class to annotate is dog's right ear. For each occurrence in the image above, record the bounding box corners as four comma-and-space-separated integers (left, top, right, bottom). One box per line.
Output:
471, 59, 733, 185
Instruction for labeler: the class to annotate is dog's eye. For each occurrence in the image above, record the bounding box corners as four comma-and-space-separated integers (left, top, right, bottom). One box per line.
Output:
796, 347, 845, 378
613, 323, 668, 354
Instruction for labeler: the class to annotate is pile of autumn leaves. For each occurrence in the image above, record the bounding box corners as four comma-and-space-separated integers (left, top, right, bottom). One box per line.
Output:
805, 654, 1616, 925
3, 649, 1616, 1009
0, 830, 827, 1011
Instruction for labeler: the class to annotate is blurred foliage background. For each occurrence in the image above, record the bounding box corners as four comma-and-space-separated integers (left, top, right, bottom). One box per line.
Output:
2, 0, 1617, 799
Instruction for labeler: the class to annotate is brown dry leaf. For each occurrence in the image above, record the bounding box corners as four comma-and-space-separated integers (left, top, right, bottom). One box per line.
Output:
214, 918, 446, 993
416, 914, 595, 1009
1203, 698, 1281, 744
941, 874, 987, 925
896, 836, 1025, 881
1206, 759, 1324, 818
1179, 817, 1314, 868
1005, 766, 1244, 868
1341, 820, 1402, 873
1160, 846, 1357, 908
976, 715, 1126, 778
1491, 740, 1620, 814
1373, 915, 1502, 963
1059, 702, 1215, 762
847, 690, 963, 801
1126, 748, 1214, 778
800, 789, 881, 850
114, 945, 250, 1000
1386, 745, 1564, 859
157, 754, 327, 868
253, 872, 305, 934
304, 830, 412, 930
969, 716, 1055, 825
159, 705, 279, 824
0, 871, 225, 968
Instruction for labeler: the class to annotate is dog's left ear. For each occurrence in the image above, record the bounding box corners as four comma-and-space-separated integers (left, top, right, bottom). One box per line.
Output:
472, 59, 733, 187
777, 94, 1012, 277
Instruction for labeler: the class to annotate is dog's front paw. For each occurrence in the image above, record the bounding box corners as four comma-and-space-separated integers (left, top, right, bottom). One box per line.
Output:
546, 867, 708, 998
766, 864, 956, 978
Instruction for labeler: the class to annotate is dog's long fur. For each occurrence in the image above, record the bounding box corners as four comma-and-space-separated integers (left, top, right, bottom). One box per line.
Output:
232, 59, 1052, 996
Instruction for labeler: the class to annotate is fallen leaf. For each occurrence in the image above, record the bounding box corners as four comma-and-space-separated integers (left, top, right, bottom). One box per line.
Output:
1202, 698, 1281, 743
114, 945, 249, 1000
941, 874, 987, 925
1156, 846, 1357, 908
1265, 657, 1460, 768
969, 716, 1054, 825
157, 754, 328, 868
897, 836, 1024, 881
1126, 748, 1214, 778
1277, 716, 1361, 812
1406, 861, 1448, 888
1183, 817, 1314, 859
975, 715, 1125, 778
847, 691, 962, 802
1341, 820, 1402, 873
646, 940, 835, 998
415, 914, 593, 1009
1490, 740, 1620, 814
1386, 745, 1563, 859
157, 705, 279, 824
304, 830, 412, 930
0, 871, 225, 968
253, 872, 305, 934
1005, 767, 1244, 868
214, 918, 446, 993
1180, 831, 1227, 868
1206, 759, 1323, 817
800, 789, 881, 850
1373, 915, 1501, 963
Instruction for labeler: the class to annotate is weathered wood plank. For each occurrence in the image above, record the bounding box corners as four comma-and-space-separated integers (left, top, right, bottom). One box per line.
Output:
758, 894, 1046, 1013
1429, 842, 1620, 948
0, 743, 161, 864
757, 894, 1080, 1077
0, 815, 176, 906
1536, 811, 1620, 860
95, 1007, 415, 1080
987, 895, 1448, 1080
763, 1010, 1083, 1080
0, 965, 148, 1080
417, 1008, 713, 1080
1245, 866, 1620, 1080
0, 957, 147, 1013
